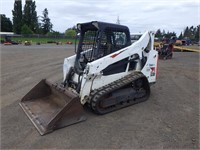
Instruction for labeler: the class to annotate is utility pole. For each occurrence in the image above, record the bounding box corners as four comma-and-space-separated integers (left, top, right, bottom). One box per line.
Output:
116, 16, 120, 25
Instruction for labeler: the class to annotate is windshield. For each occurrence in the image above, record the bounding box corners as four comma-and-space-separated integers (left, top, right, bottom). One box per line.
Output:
78, 29, 99, 62
75, 26, 130, 74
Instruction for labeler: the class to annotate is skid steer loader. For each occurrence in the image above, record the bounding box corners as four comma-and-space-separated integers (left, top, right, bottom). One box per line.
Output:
20, 21, 158, 135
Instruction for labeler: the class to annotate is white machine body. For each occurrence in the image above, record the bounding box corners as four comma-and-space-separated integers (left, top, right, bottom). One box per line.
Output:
63, 31, 158, 104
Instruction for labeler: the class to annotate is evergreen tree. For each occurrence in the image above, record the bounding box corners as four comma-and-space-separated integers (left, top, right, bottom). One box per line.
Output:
162, 29, 166, 35
23, 0, 38, 33
155, 29, 162, 39
195, 25, 199, 41
1, 14, 13, 32
178, 32, 183, 40
41, 8, 53, 34
36, 21, 43, 34
189, 26, 195, 40
12, 0, 22, 34
190, 26, 194, 34
183, 26, 190, 37
163, 31, 176, 39
171, 32, 176, 37
21, 24, 33, 34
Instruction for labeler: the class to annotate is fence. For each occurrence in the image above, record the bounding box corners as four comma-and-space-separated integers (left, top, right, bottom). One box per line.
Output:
20, 34, 75, 39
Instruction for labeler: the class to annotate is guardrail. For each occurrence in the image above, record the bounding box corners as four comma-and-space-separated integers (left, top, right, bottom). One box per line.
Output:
174, 46, 200, 52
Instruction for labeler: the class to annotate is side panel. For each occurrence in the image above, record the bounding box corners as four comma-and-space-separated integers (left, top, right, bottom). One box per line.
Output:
141, 50, 158, 83
92, 72, 129, 89
63, 55, 76, 81
79, 72, 131, 104
86, 31, 151, 76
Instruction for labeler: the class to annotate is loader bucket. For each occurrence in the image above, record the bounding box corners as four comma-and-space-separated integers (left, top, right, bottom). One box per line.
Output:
19, 79, 87, 135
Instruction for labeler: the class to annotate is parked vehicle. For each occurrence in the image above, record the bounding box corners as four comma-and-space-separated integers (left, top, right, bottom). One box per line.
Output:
20, 21, 158, 135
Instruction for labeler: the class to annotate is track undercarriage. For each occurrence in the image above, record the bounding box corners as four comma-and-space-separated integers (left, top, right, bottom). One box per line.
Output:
88, 72, 150, 114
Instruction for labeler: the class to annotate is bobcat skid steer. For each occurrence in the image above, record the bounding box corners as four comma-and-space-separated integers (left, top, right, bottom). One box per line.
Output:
19, 21, 158, 135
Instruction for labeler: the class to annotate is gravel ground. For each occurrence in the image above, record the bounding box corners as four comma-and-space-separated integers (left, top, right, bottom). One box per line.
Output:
1, 44, 199, 149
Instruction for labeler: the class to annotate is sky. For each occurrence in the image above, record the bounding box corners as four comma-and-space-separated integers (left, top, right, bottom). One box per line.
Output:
1, 0, 199, 35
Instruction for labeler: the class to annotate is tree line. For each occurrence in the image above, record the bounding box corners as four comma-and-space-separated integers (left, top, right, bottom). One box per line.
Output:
155, 25, 199, 41
1, 0, 53, 35
1, 0, 199, 40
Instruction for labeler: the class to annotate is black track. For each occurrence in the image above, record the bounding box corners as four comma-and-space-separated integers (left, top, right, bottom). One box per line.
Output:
88, 71, 150, 114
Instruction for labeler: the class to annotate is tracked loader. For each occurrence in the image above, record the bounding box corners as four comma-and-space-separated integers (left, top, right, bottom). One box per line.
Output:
20, 21, 158, 135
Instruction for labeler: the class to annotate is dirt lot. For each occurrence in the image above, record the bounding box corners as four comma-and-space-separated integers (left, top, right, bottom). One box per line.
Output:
1, 44, 199, 149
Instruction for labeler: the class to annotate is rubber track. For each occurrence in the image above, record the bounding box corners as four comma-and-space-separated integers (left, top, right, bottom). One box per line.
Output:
89, 71, 150, 114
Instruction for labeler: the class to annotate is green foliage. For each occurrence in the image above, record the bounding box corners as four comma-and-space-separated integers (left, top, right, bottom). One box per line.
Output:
163, 31, 176, 39
65, 29, 76, 37
12, 0, 22, 34
155, 29, 177, 39
162, 30, 166, 35
21, 24, 34, 34
41, 8, 53, 34
178, 32, 183, 40
23, 0, 38, 33
195, 25, 199, 41
157, 25, 199, 41
35, 24, 43, 34
1, 14, 13, 32
182, 25, 199, 41
12, 0, 55, 35
47, 31, 60, 36
183, 27, 190, 37
155, 29, 162, 39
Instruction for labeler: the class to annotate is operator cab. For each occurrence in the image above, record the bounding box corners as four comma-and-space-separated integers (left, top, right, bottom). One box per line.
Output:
75, 21, 131, 74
